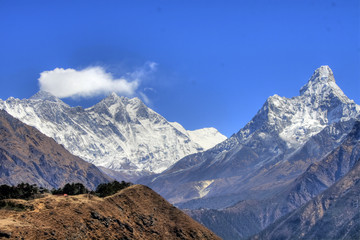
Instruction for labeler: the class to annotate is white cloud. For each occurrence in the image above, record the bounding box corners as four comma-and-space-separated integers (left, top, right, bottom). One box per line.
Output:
38, 62, 157, 99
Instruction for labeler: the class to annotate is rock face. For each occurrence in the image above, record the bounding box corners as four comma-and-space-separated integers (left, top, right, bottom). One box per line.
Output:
0, 109, 112, 190
189, 120, 360, 239
141, 66, 360, 239
0, 92, 226, 177
253, 122, 360, 239
0, 185, 221, 240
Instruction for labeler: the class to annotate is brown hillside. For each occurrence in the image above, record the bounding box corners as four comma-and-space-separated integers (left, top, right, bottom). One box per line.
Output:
0, 109, 112, 189
0, 184, 221, 240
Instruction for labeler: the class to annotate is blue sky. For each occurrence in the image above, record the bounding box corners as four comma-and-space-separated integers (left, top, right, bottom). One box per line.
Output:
0, 0, 359, 136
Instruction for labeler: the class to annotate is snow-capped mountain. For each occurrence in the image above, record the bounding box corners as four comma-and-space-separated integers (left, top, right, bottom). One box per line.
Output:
189, 120, 360, 240
0, 92, 226, 175
237, 65, 359, 148
141, 65, 360, 239
145, 65, 360, 207
170, 122, 226, 150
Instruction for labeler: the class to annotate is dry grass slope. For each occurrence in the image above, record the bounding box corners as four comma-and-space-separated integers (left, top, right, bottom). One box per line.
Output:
0, 185, 221, 240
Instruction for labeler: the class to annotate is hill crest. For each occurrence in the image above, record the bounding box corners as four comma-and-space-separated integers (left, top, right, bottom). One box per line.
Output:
0, 184, 220, 240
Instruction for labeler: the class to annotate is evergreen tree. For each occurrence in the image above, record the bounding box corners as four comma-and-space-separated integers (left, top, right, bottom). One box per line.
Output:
0, 183, 39, 200
52, 183, 88, 195
95, 181, 132, 197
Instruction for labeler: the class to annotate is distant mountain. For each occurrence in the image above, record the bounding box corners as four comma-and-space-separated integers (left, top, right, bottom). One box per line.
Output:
253, 121, 360, 240
0, 109, 112, 190
189, 120, 360, 240
0, 92, 226, 177
145, 66, 359, 207
0, 185, 221, 240
141, 66, 360, 239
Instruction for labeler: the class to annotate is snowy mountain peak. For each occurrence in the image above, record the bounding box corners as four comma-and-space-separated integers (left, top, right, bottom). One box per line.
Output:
170, 122, 227, 150
101, 92, 123, 104
237, 66, 359, 146
0, 91, 227, 175
101, 93, 142, 107
30, 90, 62, 102
313, 65, 334, 81
299, 65, 350, 103
129, 97, 144, 107
94, 93, 130, 111
110, 92, 119, 98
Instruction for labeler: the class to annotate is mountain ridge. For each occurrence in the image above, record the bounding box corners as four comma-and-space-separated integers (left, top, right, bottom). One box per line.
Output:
141, 66, 360, 239
145, 65, 360, 206
188, 120, 360, 239
0, 109, 112, 189
0, 184, 221, 240
252, 121, 360, 239
0, 91, 226, 177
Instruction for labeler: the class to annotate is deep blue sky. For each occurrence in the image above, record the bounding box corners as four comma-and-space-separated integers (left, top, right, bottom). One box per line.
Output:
0, 0, 359, 136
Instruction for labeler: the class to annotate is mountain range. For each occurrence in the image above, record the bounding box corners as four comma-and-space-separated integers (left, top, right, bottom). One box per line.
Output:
188, 120, 360, 239
0, 108, 221, 239
0, 91, 226, 180
0, 65, 359, 239
141, 65, 360, 239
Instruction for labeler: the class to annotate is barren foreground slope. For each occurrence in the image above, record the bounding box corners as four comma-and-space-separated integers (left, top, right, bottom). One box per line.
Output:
0, 185, 220, 240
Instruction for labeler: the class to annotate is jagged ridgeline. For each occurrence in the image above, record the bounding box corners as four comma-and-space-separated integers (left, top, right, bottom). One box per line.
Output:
1, 66, 359, 240
143, 66, 360, 239
0, 91, 226, 180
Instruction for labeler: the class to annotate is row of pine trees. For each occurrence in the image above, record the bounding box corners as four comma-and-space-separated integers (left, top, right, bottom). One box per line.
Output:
0, 181, 132, 201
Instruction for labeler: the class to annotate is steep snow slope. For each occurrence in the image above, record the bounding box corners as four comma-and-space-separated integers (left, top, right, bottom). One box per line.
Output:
0, 92, 226, 175
237, 65, 359, 148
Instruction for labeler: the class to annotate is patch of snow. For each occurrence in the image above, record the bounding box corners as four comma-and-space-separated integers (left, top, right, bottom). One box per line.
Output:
194, 180, 215, 198
188, 128, 227, 150
170, 122, 227, 150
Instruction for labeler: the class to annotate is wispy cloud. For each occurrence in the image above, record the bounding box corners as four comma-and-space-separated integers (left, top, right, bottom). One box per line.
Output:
139, 92, 150, 105
38, 62, 157, 99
